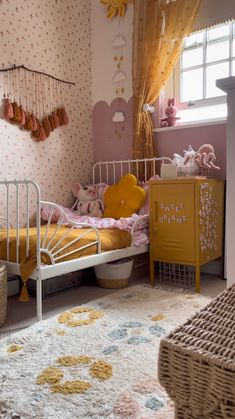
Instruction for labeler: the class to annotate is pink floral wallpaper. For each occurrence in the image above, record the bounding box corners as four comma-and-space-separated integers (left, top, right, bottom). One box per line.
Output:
0, 0, 92, 215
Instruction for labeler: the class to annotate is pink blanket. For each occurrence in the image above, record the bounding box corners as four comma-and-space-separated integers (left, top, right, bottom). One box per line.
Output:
41, 205, 149, 247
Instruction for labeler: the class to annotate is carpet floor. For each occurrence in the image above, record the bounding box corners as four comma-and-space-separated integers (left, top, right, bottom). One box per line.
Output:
0, 284, 211, 419
0, 273, 226, 339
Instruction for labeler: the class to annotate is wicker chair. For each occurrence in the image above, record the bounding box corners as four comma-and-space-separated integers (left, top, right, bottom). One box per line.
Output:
158, 285, 235, 419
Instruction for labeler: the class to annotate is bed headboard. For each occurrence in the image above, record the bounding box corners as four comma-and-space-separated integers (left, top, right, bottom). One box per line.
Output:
92, 157, 172, 185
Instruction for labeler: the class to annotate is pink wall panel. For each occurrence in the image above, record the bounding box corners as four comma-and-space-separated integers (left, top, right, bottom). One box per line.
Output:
93, 97, 133, 162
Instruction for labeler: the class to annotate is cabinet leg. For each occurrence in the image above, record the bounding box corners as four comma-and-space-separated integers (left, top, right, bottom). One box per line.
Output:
195, 265, 200, 293
150, 260, 155, 287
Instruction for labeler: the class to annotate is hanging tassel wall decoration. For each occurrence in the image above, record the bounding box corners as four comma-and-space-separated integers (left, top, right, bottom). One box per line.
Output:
60, 83, 69, 125
56, 80, 64, 126
41, 78, 52, 138
52, 79, 60, 128
11, 70, 21, 123
19, 68, 26, 126
1, 64, 74, 141
3, 72, 14, 119
37, 73, 46, 142
30, 74, 38, 132
48, 78, 55, 131
32, 73, 40, 140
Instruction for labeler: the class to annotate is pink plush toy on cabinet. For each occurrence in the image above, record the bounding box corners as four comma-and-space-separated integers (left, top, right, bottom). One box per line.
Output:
71, 183, 104, 217
195, 144, 220, 170
161, 98, 180, 127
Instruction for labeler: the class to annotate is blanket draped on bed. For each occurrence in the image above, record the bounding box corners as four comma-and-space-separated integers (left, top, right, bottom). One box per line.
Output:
0, 225, 131, 301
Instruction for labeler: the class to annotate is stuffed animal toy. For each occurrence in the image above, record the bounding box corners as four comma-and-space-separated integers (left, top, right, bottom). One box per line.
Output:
71, 183, 104, 217
195, 144, 220, 170
161, 98, 180, 127
173, 145, 198, 175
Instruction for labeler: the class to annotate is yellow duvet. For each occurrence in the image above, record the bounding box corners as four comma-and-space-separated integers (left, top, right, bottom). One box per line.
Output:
0, 225, 131, 300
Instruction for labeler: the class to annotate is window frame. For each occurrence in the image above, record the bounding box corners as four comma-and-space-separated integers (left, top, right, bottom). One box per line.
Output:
174, 21, 235, 111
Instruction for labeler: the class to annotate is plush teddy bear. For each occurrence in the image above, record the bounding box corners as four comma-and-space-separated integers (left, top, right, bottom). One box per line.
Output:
161, 98, 180, 127
71, 183, 104, 217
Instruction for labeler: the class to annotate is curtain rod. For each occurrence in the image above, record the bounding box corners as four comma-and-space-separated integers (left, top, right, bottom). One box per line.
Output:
0, 64, 75, 86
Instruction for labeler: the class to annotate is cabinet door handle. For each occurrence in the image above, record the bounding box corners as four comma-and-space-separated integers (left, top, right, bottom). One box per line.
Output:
153, 226, 157, 233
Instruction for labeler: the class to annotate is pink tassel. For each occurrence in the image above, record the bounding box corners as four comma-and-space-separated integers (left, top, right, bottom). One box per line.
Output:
32, 124, 40, 139
24, 113, 33, 131
61, 107, 68, 125
19, 106, 26, 126
42, 117, 52, 138
4, 98, 14, 119
48, 114, 55, 130
38, 125, 47, 141
31, 114, 38, 132
57, 108, 64, 126
12, 102, 21, 123
53, 111, 60, 128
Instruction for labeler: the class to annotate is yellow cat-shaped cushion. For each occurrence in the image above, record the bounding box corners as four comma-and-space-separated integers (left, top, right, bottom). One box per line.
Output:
103, 174, 146, 219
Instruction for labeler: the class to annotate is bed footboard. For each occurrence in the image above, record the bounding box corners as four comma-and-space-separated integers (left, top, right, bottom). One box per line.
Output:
40, 201, 101, 264
0, 181, 102, 321
0, 157, 166, 322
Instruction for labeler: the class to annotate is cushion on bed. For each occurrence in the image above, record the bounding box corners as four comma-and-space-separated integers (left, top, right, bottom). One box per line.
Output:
103, 174, 146, 219
138, 175, 161, 215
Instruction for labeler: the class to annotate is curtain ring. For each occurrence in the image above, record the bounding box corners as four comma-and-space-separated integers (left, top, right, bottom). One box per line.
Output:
143, 103, 155, 113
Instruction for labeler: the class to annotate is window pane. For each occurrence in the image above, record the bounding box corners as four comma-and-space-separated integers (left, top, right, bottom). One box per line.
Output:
182, 47, 203, 69
207, 24, 229, 42
181, 68, 203, 102
206, 62, 229, 98
233, 23, 235, 56
206, 40, 229, 63
178, 104, 227, 123
232, 60, 235, 76
184, 32, 203, 48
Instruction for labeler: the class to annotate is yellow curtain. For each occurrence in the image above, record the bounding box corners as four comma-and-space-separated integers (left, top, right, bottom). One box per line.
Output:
133, 0, 201, 161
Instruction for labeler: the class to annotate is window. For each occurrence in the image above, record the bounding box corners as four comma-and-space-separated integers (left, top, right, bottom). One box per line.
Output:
167, 21, 235, 124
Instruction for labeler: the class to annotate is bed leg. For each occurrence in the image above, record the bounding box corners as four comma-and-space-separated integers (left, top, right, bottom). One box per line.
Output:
36, 276, 43, 321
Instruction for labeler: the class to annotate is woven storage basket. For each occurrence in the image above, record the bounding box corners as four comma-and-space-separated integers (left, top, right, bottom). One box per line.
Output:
95, 258, 133, 289
0, 263, 7, 327
158, 285, 235, 419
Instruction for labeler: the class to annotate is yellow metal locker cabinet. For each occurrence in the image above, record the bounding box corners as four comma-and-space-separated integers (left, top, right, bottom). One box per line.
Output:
149, 178, 225, 292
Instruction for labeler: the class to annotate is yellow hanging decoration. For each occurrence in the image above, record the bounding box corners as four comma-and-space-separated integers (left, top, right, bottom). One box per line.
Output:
19, 281, 29, 302
100, 0, 132, 19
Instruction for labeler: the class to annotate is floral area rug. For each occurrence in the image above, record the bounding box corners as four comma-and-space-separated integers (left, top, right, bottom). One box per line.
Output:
0, 285, 210, 419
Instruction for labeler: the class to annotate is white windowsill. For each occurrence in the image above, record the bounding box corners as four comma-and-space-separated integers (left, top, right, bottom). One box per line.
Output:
153, 117, 226, 132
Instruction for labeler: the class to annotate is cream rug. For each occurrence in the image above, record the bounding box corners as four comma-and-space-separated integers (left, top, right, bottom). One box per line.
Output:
0, 285, 211, 419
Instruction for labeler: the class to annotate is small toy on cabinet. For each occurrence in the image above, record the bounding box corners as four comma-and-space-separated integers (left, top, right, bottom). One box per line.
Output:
173, 145, 198, 175
195, 144, 220, 170
172, 144, 220, 176
71, 183, 104, 217
161, 98, 180, 127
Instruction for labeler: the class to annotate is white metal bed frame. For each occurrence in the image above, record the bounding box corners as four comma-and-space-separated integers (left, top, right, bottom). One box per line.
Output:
0, 157, 171, 321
